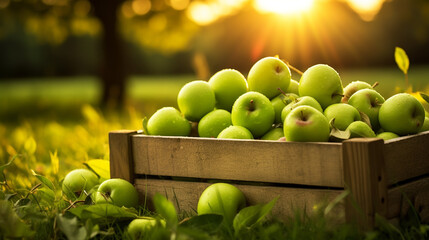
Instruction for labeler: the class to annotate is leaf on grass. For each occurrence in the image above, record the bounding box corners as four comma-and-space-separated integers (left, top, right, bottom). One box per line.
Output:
420, 92, 429, 104
0, 200, 35, 238
69, 203, 138, 221
153, 193, 178, 227
395, 47, 409, 75
233, 197, 278, 233
180, 214, 223, 233
84, 159, 110, 179
0, 155, 17, 183
31, 169, 55, 191
57, 214, 87, 240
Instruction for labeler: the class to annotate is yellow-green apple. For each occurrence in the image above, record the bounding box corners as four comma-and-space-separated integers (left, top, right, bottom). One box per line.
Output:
247, 57, 291, 99
231, 91, 275, 138
346, 121, 376, 138
378, 93, 425, 135
283, 105, 330, 142
376, 132, 399, 140
299, 64, 343, 109
271, 94, 288, 124
324, 103, 361, 130
281, 96, 323, 123
146, 107, 191, 136
95, 178, 139, 208
198, 109, 232, 138
420, 114, 429, 132
347, 89, 385, 131
286, 79, 299, 95
62, 169, 99, 199
208, 69, 248, 111
217, 125, 253, 139
261, 127, 284, 140
197, 183, 246, 225
127, 218, 165, 240
177, 80, 216, 122
341, 80, 373, 103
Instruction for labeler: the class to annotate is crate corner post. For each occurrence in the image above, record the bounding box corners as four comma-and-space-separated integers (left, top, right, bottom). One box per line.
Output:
109, 130, 137, 183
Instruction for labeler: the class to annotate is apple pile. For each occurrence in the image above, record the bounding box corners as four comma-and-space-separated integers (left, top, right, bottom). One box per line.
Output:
144, 56, 429, 142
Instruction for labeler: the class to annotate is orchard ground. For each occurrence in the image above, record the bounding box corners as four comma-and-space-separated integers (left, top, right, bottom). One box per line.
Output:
1, 66, 429, 239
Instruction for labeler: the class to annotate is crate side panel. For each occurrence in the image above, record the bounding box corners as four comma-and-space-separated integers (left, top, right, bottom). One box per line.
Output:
135, 178, 345, 222
384, 131, 429, 185
132, 135, 344, 187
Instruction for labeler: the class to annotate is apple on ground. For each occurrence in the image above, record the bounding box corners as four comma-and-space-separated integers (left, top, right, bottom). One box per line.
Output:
217, 125, 253, 139
247, 56, 291, 99
281, 96, 323, 123
62, 168, 99, 199
198, 109, 232, 138
347, 88, 385, 131
378, 93, 425, 136
231, 91, 275, 138
95, 178, 139, 208
146, 107, 191, 136
283, 105, 330, 142
324, 103, 361, 131
197, 183, 246, 225
341, 80, 373, 103
127, 218, 166, 240
299, 64, 343, 109
177, 80, 216, 122
346, 121, 376, 138
208, 69, 248, 111
376, 131, 399, 140
261, 127, 284, 141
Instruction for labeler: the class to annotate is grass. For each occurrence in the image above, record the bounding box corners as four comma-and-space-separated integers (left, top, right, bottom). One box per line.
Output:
0, 66, 429, 239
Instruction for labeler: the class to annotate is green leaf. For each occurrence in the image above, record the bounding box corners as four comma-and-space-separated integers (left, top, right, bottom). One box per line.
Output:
153, 193, 178, 227
84, 159, 110, 179
395, 47, 409, 75
0, 155, 17, 183
142, 117, 149, 135
69, 203, 138, 221
57, 214, 87, 240
233, 197, 278, 233
279, 93, 298, 105
359, 111, 372, 129
328, 119, 350, 142
420, 92, 429, 104
0, 200, 35, 238
31, 169, 55, 191
180, 214, 223, 233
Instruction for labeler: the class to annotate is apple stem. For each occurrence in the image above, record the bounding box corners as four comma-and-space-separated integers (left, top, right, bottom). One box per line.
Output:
372, 82, 379, 89
300, 110, 307, 121
248, 99, 255, 111
283, 60, 303, 76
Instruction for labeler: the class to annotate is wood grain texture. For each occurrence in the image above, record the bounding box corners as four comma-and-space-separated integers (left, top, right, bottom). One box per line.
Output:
342, 138, 387, 229
134, 178, 345, 221
384, 131, 429, 185
131, 135, 344, 188
109, 130, 137, 182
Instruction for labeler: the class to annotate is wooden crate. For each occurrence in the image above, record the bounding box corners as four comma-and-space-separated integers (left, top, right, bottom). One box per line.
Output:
109, 130, 429, 229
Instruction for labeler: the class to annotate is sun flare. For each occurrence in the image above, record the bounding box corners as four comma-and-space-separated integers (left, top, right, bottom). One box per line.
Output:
254, 0, 314, 15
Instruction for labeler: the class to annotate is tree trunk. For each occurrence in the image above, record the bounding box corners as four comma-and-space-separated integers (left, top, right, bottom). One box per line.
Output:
91, 0, 126, 109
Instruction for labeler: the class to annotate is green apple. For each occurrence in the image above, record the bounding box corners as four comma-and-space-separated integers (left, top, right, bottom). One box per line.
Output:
299, 64, 343, 109
95, 178, 139, 208
197, 183, 246, 225
271, 94, 288, 124
177, 80, 216, 122
347, 89, 385, 131
146, 107, 191, 136
283, 105, 330, 142
420, 116, 429, 132
346, 121, 376, 138
281, 96, 323, 123
198, 109, 232, 138
62, 169, 99, 199
208, 69, 248, 111
286, 79, 299, 95
247, 56, 291, 99
261, 127, 284, 141
324, 103, 361, 131
217, 125, 253, 139
376, 132, 399, 140
379, 93, 425, 135
127, 218, 165, 240
231, 91, 275, 138
341, 80, 373, 103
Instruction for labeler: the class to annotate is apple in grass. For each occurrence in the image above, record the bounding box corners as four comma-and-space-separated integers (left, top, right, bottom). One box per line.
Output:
177, 80, 216, 122
146, 107, 191, 136
247, 56, 291, 99
231, 91, 275, 138
341, 80, 373, 103
324, 103, 361, 131
283, 105, 330, 142
347, 88, 385, 131
379, 93, 425, 135
299, 64, 343, 109
127, 218, 166, 240
217, 125, 253, 139
95, 178, 139, 208
208, 69, 248, 111
197, 183, 246, 225
198, 109, 232, 138
281, 96, 323, 123
62, 169, 99, 199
